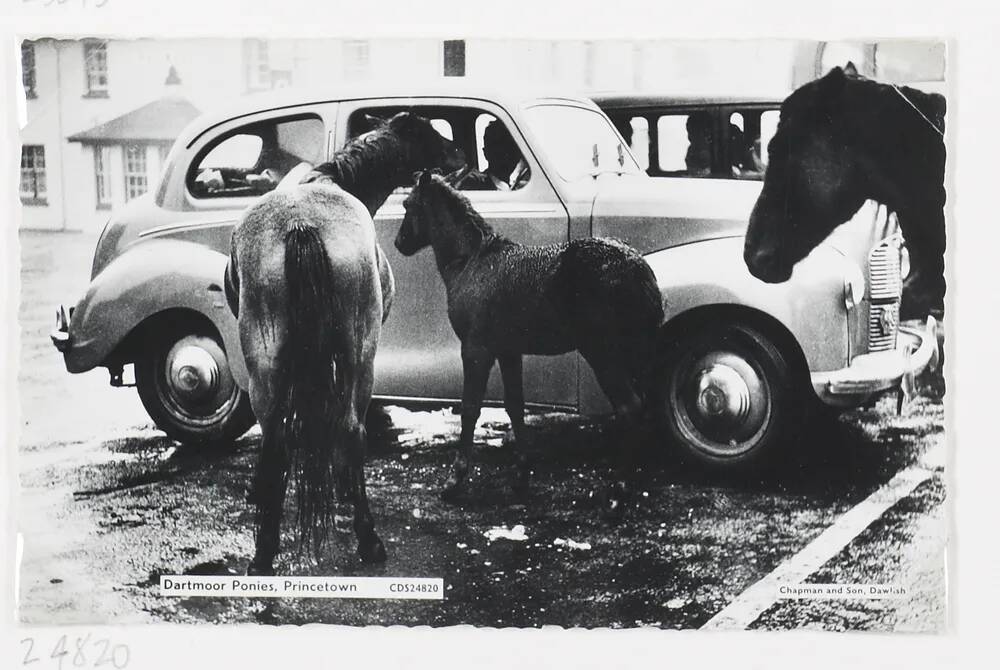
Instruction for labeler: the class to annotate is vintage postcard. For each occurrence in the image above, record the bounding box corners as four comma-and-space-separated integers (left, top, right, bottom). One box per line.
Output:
7, 10, 956, 655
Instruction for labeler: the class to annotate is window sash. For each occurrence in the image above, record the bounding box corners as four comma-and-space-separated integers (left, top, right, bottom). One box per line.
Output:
84, 41, 109, 94
20, 146, 46, 200
95, 146, 112, 205
124, 145, 148, 200
21, 42, 36, 96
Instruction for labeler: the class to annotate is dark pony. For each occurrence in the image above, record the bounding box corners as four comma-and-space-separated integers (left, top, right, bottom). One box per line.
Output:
302, 112, 465, 217
395, 171, 664, 517
744, 63, 946, 319
225, 112, 464, 574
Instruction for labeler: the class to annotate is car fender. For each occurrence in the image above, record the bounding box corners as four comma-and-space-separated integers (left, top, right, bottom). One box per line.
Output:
64, 238, 248, 387
579, 236, 854, 414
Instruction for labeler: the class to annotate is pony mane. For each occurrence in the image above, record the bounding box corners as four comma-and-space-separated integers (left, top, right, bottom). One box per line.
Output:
308, 127, 406, 199
787, 69, 946, 136
428, 175, 510, 253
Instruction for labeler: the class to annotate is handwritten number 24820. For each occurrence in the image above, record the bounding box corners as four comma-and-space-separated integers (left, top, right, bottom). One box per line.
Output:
20, 636, 129, 668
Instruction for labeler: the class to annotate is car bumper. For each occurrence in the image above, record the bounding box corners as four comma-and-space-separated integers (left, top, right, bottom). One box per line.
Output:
811, 315, 940, 407
50, 304, 72, 354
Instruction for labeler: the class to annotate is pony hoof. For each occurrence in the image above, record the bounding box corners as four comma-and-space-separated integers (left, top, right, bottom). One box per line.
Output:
358, 538, 387, 564
246, 561, 275, 576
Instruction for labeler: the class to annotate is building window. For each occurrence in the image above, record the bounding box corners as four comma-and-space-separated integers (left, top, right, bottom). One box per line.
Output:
124, 144, 148, 201
20, 145, 47, 204
245, 39, 271, 91
443, 40, 465, 77
94, 146, 112, 208
343, 40, 370, 81
83, 40, 109, 97
21, 41, 36, 99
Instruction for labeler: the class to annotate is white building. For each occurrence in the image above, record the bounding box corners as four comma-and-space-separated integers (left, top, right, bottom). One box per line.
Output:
18, 37, 945, 232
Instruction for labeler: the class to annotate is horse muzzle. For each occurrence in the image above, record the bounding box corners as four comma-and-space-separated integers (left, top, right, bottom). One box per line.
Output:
394, 230, 420, 257
744, 246, 793, 284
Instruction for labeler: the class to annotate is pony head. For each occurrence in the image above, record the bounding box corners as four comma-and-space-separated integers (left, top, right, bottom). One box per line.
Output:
395, 170, 445, 256
378, 111, 466, 177
744, 64, 869, 283
396, 170, 489, 259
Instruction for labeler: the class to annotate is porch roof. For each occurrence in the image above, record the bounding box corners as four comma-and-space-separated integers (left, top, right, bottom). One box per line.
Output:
68, 96, 200, 144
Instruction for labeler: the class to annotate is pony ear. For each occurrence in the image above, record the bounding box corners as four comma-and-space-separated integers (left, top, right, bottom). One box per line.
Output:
363, 113, 386, 130
843, 61, 859, 77
418, 170, 435, 186
820, 65, 849, 94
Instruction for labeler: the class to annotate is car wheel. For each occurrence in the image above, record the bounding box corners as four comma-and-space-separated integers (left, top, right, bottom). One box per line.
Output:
135, 330, 255, 446
655, 323, 798, 472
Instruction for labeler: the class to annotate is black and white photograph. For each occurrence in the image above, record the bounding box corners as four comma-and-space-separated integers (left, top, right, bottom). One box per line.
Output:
6, 2, 964, 653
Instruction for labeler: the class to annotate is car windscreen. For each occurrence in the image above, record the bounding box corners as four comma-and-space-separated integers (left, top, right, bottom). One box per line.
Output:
523, 104, 642, 182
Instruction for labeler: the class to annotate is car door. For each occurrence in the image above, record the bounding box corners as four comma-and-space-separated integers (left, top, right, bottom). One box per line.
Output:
335, 98, 576, 407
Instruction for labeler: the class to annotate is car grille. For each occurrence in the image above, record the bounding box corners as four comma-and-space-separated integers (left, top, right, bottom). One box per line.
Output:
867, 235, 903, 352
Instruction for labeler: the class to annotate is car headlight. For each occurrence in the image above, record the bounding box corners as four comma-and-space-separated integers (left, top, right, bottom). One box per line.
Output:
843, 262, 866, 309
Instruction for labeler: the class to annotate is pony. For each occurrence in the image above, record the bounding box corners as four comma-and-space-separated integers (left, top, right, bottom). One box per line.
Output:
743, 63, 946, 320
225, 112, 464, 574
394, 171, 664, 517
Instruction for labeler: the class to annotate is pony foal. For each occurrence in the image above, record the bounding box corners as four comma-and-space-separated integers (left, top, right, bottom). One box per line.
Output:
395, 171, 664, 516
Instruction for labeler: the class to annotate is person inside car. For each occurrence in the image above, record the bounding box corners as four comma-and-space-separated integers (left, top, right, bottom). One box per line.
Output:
455, 120, 529, 191
684, 111, 713, 177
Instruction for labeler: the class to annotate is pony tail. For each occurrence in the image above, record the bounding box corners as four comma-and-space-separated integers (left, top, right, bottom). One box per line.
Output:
260, 221, 344, 557
223, 249, 240, 318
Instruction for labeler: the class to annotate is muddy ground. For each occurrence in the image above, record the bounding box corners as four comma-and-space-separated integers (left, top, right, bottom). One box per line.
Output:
15, 231, 947, 630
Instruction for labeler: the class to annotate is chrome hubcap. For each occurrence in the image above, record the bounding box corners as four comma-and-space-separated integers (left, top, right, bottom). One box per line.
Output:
167, 342, 220, 404
672, 350, 771, 458
695, 364, 752, 427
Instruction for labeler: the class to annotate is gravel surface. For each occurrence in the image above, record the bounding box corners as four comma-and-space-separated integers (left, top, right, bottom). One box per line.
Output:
16, 231, 948, 630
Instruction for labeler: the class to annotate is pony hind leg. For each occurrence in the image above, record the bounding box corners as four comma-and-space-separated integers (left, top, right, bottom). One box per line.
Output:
248, 378, 289, 576
497, 353, 531, 488
339, 418, 385, 564
350, 458, 386, 564
581, 347, 646, 521
442, 343, 495, 501
342, 346, 385, 564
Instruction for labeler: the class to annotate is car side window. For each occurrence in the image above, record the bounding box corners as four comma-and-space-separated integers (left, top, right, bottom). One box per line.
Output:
657, 112, 714, 177
187, 114, 324, 199
758, 109, 780, 171
608, 115, 650, 172
726, 109, 778, 180
466, 113, 530, 192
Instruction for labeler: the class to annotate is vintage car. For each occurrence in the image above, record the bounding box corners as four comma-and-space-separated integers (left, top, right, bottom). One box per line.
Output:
51, 83, 937, 472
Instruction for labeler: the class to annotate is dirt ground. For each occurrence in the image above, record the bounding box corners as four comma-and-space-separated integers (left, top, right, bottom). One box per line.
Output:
15, 230, 947, 630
